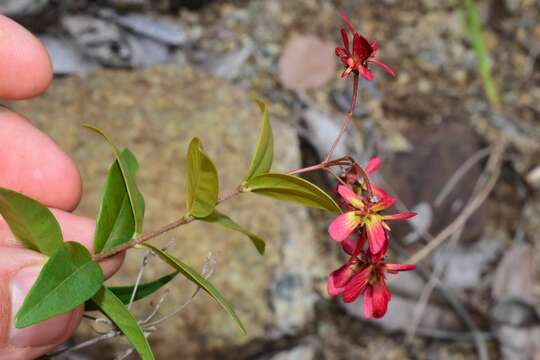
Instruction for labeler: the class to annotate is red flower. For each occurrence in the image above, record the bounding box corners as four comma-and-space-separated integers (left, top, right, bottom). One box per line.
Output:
335, 13, 396, 81
327, 236, 415, 318
328, 167, 415, 254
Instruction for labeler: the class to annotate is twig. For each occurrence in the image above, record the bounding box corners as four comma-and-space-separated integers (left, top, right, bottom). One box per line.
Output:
390, 241, 490, 360
128, 250, 151, 310
405, 263, 445, 343
413, 328, 493, 342
92, 187, 243, 261
49, 331, 121, 358
140, 290, 170, 325
434, 147, 491, 207
145, 252, 215, 327
115, 332, 152, 360
406, 138, 506, 264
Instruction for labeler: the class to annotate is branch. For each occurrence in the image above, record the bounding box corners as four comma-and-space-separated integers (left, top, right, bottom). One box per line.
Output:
92, 187, 243, 261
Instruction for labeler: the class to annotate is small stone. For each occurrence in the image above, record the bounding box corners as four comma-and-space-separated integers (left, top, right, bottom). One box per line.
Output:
278, 34, 337, 91
526, 165, 540, 188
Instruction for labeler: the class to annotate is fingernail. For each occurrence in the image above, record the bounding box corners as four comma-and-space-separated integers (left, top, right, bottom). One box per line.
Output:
10, 266, 73, 348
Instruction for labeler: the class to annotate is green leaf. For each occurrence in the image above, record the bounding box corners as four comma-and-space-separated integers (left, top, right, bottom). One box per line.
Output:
186, 137, 219, 218
245, 173, 341, 213
16, 242, 104, 328
0, 187, 63, 256
199, 210, 265, 255
83, 125, 145, 235
94, 149, 142, 253
85, 272, 178, 311
245, 99, 273, 180
90, 287, 155, 360
142, 243, 246, 334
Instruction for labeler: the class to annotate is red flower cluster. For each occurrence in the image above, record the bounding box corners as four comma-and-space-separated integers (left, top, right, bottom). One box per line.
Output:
327, 158, 416, 318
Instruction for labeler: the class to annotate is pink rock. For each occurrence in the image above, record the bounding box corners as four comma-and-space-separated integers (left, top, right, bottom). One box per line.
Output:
278, 34, 337, 91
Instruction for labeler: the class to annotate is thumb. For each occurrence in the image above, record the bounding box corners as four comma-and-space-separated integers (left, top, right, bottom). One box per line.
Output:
0, 248, 83, 360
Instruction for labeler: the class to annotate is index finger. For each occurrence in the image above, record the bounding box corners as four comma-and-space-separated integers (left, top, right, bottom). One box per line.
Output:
0, 15, 52, 100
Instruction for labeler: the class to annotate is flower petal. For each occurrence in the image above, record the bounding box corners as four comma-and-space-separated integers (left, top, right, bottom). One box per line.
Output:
353, 33, 373, 63
337, 185, 364, 209
335, 47, 350, 64
342, 233, 367, 256
341, 29, 350, 51
341, 67, 353, 78
369, 58, 396, 77
365, 157, 381, 174
343, 267, 370, 303
366, 217, 388, 254
341, 237, 356, 255
327, 263, 355, 296
386, 263, 416, 273
359, 66, 374, 81
383, 212, 416, 221
371, 280, 391, 318
369, 239, 388, 261
328, 212, 361, 242
363, 285, 374, 318
339, 12, 356, 34
370, 41, 378, 53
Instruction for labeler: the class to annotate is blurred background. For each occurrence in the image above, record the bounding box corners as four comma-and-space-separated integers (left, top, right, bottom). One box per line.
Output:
3, 0, 540, 359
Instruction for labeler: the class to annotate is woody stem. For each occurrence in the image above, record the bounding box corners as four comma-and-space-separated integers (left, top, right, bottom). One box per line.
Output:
92, 187, 243, 262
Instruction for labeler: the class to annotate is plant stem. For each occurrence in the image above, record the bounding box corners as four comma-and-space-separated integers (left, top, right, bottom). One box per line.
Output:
92, 187, 243, 261
323, 72, 359, 163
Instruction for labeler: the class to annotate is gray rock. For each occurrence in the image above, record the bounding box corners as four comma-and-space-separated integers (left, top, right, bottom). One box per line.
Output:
97, 10, 187, 46
208, 39, 254, 80
62, 15, 133, 67
39, 35, 99, 75
434, 235, 503, 289
267, 339, 318, 360
0, 0, 49, 18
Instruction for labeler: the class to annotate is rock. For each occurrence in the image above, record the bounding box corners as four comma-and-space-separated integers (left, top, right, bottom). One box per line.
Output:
278, 35, 337, 91
208, 39, 254, 81
489, 299, 540, 327
39, 35, 99, 75
0, 0, 49, 19
379, 121, 487, 243
62, 16, 133, 68
11, 66, 323, 358
97, 9, 187, 46
61, 15, 181, 70
265, 338, 318, 360
433, 235, 503, 290
490, 243, 540, 360
496, 325, 540, 360
342, 296, 462, 332
492, 243, 536, 303
403, 202, 433, 244
526, 165, 540, 188
300, 109, 348, 160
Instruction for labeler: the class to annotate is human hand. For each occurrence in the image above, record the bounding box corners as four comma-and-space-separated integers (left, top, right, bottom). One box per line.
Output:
0, 15, 124, 360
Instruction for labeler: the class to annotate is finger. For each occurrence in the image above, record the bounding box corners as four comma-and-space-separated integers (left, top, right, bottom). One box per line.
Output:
0, 15, 52, 100
0, 109, 82, 211
0, 208, 124, 279
50, 209, 125, 279
0, 247, 82, 359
